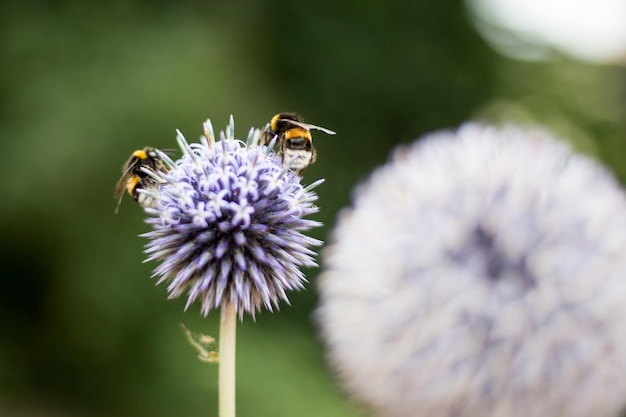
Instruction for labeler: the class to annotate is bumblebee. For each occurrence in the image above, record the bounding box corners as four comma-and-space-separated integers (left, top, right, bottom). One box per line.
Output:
261, 112, 335, 174
113, 147, 167, 212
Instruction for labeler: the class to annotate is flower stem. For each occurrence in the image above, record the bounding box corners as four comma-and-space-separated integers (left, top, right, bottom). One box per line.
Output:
219, 302, 237, 417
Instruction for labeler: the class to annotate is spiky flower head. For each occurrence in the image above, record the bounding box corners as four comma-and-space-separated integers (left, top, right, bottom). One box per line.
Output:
317, 124, 626, 417
142, 117, 323, 319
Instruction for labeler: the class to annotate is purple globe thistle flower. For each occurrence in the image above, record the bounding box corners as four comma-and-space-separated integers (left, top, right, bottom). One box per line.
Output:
142, 117, 323, 319
317, 124, 626, 417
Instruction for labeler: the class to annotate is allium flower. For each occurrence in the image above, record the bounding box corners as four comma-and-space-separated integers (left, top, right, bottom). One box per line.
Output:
317, 124, 626, 417
142, 117, 323, 319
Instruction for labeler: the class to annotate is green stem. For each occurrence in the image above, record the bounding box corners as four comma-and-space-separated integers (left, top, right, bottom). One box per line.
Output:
219, 302, 237, 417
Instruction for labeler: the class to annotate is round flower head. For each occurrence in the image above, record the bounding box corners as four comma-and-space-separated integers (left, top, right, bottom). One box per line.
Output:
142, 117, 323, 319
317, 124, 626, 417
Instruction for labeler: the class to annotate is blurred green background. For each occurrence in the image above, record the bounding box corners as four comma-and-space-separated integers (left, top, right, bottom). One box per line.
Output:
1, 1, 625, 416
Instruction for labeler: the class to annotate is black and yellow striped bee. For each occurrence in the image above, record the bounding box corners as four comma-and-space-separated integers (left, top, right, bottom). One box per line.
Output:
261, 112, 335, 174
113, 147, 167, 212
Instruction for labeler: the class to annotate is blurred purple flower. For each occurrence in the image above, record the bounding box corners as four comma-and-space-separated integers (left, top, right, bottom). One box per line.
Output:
142, 117, 323, 319
317, 124, 626, 417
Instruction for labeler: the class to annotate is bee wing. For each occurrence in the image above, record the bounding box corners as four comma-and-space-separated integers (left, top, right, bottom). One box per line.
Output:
113, 191, 125, 213
113, 172, 133, 213
113, 182, 126, 214
286, 120, 336, 135
308, 125, 336, 135
113, 159, 139, 213
113, 173, 130, 200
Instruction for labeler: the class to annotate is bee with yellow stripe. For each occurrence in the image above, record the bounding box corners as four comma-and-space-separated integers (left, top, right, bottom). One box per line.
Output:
262, 112, 335, 174
113, 147, 167, 212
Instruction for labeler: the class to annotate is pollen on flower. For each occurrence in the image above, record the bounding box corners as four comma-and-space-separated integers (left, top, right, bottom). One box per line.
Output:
141, 117, 323, 319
